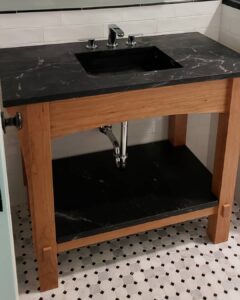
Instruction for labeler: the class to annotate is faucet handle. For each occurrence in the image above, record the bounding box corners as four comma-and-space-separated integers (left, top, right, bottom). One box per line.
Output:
126, 34, 143, 47
85, 39, 98, 50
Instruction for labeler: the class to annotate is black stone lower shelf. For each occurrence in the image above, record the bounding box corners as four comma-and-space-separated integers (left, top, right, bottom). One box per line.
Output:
53, 140, 218, 244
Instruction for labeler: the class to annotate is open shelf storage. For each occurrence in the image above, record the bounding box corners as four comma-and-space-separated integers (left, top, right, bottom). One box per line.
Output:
53, 140, 218, 244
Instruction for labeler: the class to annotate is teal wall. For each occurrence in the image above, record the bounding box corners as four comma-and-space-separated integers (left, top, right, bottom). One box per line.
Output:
0, 134, 18, 300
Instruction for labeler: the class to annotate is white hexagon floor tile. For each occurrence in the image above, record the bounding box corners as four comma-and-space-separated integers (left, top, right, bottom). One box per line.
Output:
12, 202, 240, 300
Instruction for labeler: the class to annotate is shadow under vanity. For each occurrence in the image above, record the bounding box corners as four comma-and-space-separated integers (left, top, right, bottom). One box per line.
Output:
1, 32, 240, 292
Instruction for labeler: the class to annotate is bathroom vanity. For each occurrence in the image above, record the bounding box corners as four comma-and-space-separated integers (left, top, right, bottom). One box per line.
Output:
1, 32, 240, 292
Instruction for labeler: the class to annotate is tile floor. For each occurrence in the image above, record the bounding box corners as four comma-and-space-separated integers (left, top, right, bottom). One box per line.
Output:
13, 202, 240, 300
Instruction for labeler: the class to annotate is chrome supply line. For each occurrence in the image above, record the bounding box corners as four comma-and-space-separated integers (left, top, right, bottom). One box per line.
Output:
99, 122, 128, 168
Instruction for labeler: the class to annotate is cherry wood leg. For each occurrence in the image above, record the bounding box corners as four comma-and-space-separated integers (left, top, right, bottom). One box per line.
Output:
17, 103, 58, 291
208, 78, 240, 243
168, 115, 188, 146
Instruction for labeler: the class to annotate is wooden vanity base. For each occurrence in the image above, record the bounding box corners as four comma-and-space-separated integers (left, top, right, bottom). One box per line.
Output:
7, 78, 240, 291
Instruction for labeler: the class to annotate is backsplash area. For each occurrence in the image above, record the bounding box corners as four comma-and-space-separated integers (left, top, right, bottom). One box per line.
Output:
220, 4, 240, 52
0, 1, 221, 47
2, 1, 221, 205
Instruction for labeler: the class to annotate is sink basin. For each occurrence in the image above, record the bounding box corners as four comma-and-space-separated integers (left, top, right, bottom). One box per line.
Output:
76, 46, 182, 75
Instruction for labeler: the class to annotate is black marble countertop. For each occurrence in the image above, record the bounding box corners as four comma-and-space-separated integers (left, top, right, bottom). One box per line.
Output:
1, 32, 240, 107
223, 0, 240, 10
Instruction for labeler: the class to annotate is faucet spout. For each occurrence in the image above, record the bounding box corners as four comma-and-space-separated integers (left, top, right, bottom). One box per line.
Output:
107, 24, 124, 48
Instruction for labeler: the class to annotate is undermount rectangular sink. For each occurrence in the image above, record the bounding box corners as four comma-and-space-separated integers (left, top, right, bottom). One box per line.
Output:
76, 46, 182, 75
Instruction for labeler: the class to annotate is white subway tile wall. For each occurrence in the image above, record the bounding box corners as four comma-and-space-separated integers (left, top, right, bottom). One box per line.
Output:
0, 1, 221, 47
220, 4, 240, 52
1, 1, 222, 205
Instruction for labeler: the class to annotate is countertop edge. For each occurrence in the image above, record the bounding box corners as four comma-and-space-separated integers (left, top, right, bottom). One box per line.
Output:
3, 73, 240, 108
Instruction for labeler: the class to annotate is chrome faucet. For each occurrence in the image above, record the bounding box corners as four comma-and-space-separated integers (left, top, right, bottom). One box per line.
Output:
107, 24, 124, 48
